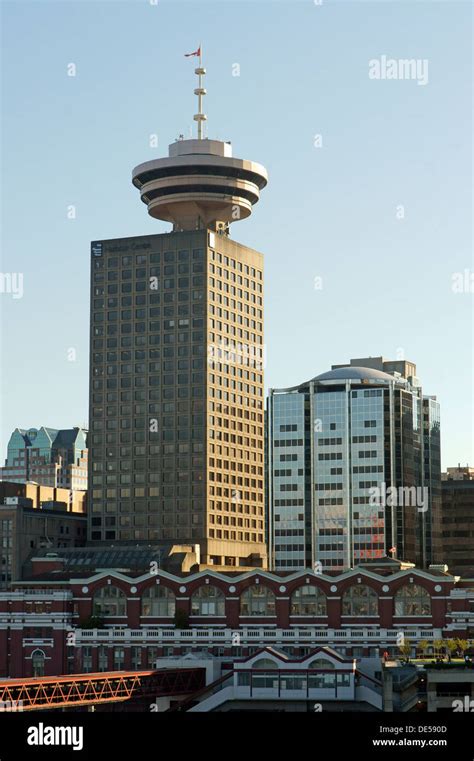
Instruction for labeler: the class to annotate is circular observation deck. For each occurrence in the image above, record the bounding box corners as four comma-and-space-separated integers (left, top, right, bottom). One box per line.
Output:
132, 138, 268, 231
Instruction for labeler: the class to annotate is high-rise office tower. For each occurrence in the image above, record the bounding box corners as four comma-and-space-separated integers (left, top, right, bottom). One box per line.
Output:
266, 358, 441, 572
441, 466, 474, 576
89, 54, 268, 568
1, 427, 88, 491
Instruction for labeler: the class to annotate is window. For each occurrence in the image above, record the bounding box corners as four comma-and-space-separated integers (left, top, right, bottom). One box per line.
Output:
141, 585, 176, 617
308, 658, 335, 669
290, 585, 327, 616
98, 645, 108, 672
31, 650, 45, 677
394, 584, 431, 616
342, 585, 378, 616
240, 585, 276, 616
307, 671, 336, 689
113, 647, 125, 670
191, 585, 225, 616
93, 585, 127, 617
252, 658, 278, 670
131, 646, 141, 669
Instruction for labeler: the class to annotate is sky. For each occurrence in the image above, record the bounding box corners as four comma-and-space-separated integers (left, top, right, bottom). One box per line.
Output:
0, 0, 472, 469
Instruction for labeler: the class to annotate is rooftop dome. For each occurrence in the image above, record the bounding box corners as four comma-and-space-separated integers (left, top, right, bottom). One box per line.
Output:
313, 366, 397, 383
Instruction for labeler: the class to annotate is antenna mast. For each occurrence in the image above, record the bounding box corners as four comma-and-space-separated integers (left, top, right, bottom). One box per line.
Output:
194, 44, 207, 139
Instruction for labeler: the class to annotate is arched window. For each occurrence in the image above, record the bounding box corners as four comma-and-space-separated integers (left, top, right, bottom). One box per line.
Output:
191, 585, 225, 616
240, 585, 276, 616
291, 586, 327, 616
32, 649, 45, 677
394, 585, 431, 616
308, 659, 335, 670
93, 585, 127, 617
342, 585, 378, 616
252, 658, 279, 670
141, 586, 175, 617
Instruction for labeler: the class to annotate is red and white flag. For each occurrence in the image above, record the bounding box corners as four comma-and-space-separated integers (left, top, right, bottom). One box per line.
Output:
184, 46, 201, 58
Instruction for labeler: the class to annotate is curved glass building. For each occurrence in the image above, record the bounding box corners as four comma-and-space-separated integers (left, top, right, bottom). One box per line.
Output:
266, 357, 441, 572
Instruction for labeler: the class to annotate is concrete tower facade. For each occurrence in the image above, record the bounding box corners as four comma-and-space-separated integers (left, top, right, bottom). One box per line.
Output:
88, 54, 268, 569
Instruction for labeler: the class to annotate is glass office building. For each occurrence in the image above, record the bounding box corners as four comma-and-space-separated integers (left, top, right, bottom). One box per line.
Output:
267, 361, 441, 571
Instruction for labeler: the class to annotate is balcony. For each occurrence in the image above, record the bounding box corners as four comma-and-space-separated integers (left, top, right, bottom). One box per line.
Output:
73, 627, 442, 646
22, 638, 54, 647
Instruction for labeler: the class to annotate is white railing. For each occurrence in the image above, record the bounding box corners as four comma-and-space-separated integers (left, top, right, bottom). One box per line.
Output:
73, 627, 442, 645
0, 590, 71, 600
22, 638, 54, 647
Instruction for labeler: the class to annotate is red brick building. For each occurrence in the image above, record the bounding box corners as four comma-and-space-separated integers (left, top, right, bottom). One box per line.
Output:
1, 558, 473, 679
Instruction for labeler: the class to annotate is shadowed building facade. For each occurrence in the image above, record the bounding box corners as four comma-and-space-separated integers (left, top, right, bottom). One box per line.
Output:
441, 466, 474, 576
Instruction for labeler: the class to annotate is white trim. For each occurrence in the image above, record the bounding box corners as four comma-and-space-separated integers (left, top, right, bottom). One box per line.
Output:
61, 566, 456, 588
289, 622, 328, 627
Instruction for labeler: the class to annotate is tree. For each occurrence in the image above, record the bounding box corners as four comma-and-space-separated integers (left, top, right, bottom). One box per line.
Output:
398, 638, 412, 663
417, 639, 430, 660
455, 639, 470, 657
433, 639, 446, 660
79, 615, 105, 629
446, 639, 458, 662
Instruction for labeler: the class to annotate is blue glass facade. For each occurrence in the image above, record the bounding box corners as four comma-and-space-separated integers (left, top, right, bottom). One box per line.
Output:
269, 392, 306, 569
267, 365, 441, 572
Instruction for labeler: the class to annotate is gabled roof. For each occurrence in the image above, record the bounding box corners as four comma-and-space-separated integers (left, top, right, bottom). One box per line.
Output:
52, 429, 79, 449
240, 645, 352, 666
42, 427, 59, 441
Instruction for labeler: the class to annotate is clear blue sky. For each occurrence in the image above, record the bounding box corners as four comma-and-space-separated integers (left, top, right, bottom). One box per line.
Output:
1, 0, 472, 469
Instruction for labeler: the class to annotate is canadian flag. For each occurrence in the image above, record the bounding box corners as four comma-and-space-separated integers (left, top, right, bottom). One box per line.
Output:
184, 46, 201, 58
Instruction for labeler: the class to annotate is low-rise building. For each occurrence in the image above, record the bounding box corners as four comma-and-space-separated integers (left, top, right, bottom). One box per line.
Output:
0, 483, 87, 589
1, 558, 473, 681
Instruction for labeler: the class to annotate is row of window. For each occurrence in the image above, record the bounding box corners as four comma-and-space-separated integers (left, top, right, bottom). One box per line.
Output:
91, 583, 433, 619
209, 250, 262, 280
93, 249, 203, 267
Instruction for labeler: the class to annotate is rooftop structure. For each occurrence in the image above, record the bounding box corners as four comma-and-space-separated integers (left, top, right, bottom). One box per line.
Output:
132, 49, 267, 232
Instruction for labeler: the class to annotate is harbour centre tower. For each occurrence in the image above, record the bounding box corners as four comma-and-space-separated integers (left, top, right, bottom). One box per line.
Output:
88, 55, 268, 569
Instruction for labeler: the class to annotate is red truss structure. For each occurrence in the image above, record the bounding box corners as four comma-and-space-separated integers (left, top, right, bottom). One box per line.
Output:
0, 668, 205, 711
